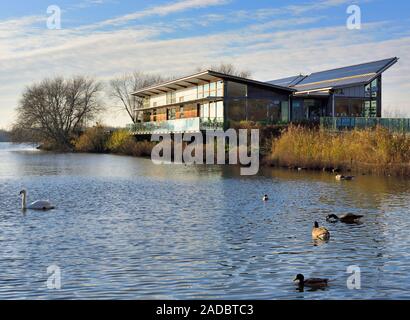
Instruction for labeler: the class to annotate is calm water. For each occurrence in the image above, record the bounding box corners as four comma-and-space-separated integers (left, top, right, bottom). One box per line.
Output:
1, 142, 410, 300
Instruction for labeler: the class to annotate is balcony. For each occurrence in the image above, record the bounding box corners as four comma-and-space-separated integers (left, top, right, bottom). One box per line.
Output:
321, 117, 410, 133
127, 118, 224, 134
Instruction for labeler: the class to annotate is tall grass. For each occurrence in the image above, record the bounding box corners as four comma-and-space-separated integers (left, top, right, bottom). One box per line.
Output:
270, 125, 410, 176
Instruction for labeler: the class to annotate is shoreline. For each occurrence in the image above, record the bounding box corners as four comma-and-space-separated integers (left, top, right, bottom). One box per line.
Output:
32, 144, 410, 178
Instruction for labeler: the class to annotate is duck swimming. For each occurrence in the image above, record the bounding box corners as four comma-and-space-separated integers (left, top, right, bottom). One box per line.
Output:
294, 274, 329, 289
262, 195, 269, 201
326, 213, 363, 224
335, 175, 354, 181
312, 221, 330, 240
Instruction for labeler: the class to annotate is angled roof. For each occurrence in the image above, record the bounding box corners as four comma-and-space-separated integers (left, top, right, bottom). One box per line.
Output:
132, 70, 295, 97
269, 57, 399, 93
267, 75, 307, 87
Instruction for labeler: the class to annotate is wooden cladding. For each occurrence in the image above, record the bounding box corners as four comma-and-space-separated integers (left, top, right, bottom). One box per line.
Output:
148, 105, 199, 122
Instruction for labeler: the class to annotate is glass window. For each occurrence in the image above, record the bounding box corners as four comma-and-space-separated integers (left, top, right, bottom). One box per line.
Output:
365, 84, 371, 98
291, 100, 304, 121
209, 102, 216, 119
226, 99, 246, 122
217, 81, 224, 96
226, 81, 247, 97
204, 83, 210, 97
335, 99, 349, 117
210, 82, 216, 96
143, 98, 150, 108
364, 101, 371, 117
197, 85, 204, 99
168, 108, 176, 120
216, 101, 224, 119
371, 101, 377, 116
180, 106, 184, 119
200, 104, 204, 118
153, 109, 157, 122
166, 91, 176, 104
350, 100, 364, 117
371, 79, 378, 98
281, 101, 289, 122
201, 103, 209, 119
247, 99, 268, 122
268, 101, 281, 123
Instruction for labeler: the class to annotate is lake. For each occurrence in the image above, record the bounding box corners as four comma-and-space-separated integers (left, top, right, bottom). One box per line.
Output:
1, 142, 410, 299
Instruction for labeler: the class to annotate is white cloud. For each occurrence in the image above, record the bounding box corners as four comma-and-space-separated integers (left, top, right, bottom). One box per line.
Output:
0, 0, 408, 128
85, 0, 231, 29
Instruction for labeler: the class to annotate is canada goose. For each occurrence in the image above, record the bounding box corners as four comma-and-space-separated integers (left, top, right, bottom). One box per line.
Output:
294, 274, 329, 288
262, 195, 269, 201
312, 221, 330, 240
19, 190, 55, 211
335, 175, 354, 181
326, 213, 363, 224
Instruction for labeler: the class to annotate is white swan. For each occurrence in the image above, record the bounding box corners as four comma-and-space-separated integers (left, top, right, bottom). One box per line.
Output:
20, 190, 55, 211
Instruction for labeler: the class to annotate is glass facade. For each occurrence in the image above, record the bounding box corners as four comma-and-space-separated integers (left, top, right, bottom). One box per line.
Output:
225, 99, 247, 122
334, 98, 377, 118
225, 99, 284, 123
197, 81, 224, 99
226, 81, 247, 97
200, 101, 224, 120
166, 91, 176, 104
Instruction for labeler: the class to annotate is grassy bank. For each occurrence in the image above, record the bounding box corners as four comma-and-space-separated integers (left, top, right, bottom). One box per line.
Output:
267, 125, 410, 176
74, 125, 154, 157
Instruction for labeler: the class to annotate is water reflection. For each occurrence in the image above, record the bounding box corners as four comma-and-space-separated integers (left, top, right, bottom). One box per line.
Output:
1, 142, 410, 299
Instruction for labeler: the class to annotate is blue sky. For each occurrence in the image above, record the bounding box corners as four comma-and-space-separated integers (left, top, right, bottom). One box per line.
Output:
1, 0, 410, 128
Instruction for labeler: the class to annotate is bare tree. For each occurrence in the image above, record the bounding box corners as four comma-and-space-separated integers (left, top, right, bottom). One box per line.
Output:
196, 63, 252, 79
109, 72, 164, 123
14, 76, 104, 148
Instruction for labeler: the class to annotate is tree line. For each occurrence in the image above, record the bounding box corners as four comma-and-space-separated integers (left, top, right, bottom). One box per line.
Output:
12, 63, 250, 150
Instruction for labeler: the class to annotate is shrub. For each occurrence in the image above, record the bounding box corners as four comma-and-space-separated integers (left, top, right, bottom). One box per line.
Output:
74, 125, 109, 153
106, 130, 154, 156
106, 129, 133, 154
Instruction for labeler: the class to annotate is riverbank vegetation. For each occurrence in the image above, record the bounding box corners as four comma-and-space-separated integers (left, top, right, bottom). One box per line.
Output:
74, 125, 154, 157
268, 125, 410, 176
13, 76, 104, 150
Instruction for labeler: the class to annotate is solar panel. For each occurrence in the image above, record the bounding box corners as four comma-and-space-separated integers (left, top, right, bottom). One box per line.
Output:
298, 57, 397, 85
267, 75, 306, 87
294, 74, 375, 91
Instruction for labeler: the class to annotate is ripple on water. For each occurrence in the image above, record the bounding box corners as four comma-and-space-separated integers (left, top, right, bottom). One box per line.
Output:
1, 143, 410, 299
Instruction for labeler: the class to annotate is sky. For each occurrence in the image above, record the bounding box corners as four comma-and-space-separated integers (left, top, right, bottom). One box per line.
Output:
0, 0, 410, 129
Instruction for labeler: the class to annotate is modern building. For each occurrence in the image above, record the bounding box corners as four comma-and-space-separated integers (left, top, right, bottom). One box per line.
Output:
129, 57, 398, 134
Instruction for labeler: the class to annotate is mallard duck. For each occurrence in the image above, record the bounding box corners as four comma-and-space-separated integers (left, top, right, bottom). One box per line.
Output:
294, 274, 329, 288
335, 175, 354, 181
262, 195, 269, 201
326, 213, 363, 224
312, 221, 330, 240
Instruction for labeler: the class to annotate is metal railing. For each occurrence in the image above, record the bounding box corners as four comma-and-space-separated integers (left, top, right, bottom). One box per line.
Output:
127, 117, 224, 134
321, 117, 410, 133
